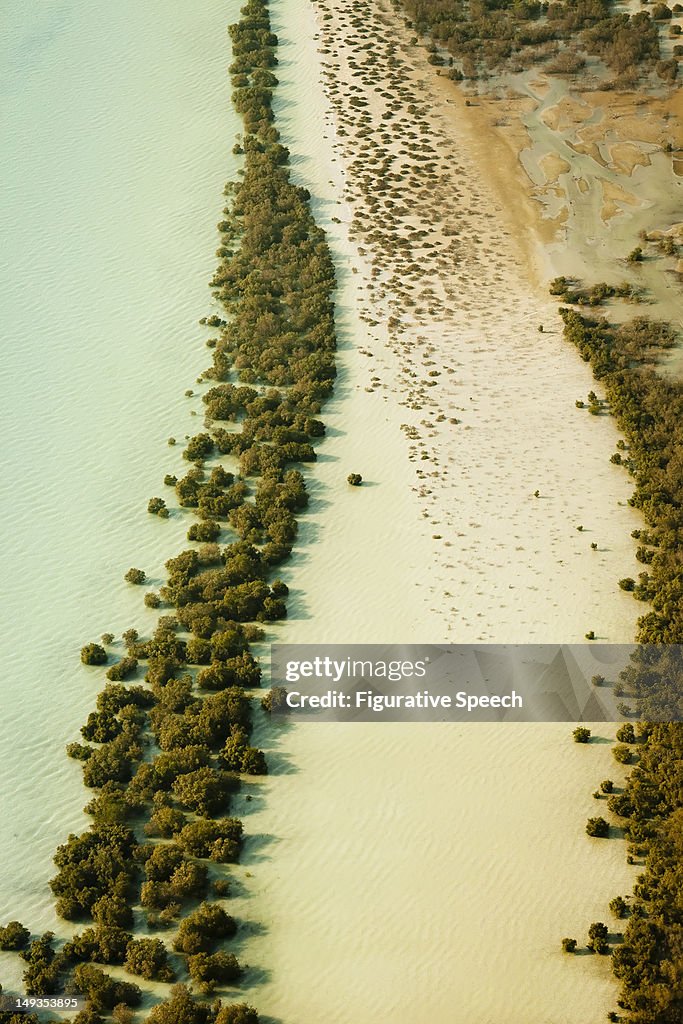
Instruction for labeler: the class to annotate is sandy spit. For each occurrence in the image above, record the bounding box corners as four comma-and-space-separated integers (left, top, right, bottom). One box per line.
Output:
232, 1, 647, 1023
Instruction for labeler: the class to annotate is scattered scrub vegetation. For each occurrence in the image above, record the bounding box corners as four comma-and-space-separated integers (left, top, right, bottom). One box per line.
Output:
550, 277, 641, 306
401, 0, 665, 83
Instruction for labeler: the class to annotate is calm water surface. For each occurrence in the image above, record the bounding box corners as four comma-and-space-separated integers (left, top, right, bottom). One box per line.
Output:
0, 0, 238, 983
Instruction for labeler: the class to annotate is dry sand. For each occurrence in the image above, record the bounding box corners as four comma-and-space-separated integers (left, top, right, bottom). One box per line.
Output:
307, 0, 646, 646
226, 1, 652, 1022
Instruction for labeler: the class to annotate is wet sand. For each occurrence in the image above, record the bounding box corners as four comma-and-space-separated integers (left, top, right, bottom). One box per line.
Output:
446, 47, 683, 350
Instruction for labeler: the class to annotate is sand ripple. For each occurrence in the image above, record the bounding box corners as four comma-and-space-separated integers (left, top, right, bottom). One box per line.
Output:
0, 0, 237, 986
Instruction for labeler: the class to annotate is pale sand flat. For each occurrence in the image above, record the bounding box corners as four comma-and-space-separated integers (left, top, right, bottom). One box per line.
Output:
234, 1, 650, 1023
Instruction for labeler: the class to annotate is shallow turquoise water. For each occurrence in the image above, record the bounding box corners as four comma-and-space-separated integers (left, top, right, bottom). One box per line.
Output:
0, 0, 238, 981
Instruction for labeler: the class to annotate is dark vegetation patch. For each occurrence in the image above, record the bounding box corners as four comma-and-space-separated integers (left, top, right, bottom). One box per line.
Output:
400, 0, 668, 86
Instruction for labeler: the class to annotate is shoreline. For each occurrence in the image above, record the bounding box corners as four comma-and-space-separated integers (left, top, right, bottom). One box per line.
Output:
2, 0, 341, 1013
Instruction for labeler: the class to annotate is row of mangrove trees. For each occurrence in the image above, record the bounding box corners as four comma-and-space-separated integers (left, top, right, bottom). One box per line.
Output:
559, 307, 682, 1024
0, 0, 337, 1021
